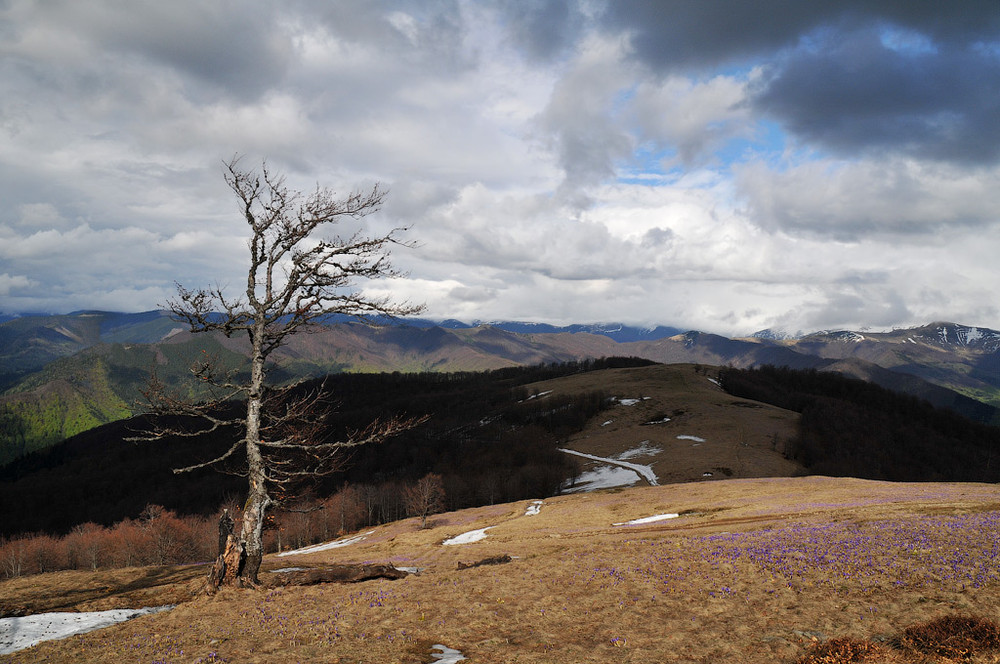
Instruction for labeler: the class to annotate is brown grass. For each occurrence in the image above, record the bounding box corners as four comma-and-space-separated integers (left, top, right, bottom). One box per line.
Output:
796, 637, 887, 664
5, 476, 1000, 663
538, 364, 804, 485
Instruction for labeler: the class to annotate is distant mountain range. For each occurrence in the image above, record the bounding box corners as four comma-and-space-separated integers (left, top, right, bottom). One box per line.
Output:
1, 311, 999, 465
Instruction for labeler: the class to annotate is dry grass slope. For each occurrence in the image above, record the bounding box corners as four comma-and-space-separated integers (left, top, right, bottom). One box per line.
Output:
539, 363, 804, 484
5, 476, 1000, 663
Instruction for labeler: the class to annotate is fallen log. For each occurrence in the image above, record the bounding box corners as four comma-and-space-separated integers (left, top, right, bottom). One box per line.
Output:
457, 554, 513, 570
267, 564, 409, 587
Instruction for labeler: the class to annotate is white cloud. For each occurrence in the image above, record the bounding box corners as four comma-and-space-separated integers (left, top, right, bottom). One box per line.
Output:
0, 0, 998, 337
736, 157, 1000, 239
0, 273, 31, 296
630, 72, 755, 165
535, 32, 636, 200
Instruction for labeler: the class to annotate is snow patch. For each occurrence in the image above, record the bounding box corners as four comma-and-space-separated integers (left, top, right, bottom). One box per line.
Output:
833, 331, 865, 342
615, 441, 662, 460
524, 500, 543, 516
162, 327, 185, 340
442, 527, 491, 546
431, 644, 467, 662
562, 465, 641, 493
277, 531, 375, 556
615, 397, 651, 406
677, 435, 705, 443
522, 390, 553, 402
560, 448, 658, 486
0, 606, 174, 655
613, 513, 680, 526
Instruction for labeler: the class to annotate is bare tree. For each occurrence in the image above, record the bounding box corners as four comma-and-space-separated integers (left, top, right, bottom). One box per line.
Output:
134, 157, 424, 587
405, 473, 446, 529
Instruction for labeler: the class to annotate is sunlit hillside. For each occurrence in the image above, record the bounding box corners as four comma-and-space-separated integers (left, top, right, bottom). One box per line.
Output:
4, 477, 1000, 662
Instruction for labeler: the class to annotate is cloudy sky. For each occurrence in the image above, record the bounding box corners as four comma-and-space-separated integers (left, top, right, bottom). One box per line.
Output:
2, 1, 999, 336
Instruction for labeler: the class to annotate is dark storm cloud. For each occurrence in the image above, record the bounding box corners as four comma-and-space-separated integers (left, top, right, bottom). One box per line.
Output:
604, 1, 1000, 69
603, 0, 830, 70
107, 9, 290, 100
496, 0, 585, 62
604, 1, 1000, 164
756, 27, 1000, 164
15, 1, 294, 102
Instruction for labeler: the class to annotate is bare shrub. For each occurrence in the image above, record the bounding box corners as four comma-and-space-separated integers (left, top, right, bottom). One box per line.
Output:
0, 537, 26, 578
327, 485, 365, 535
795, 638, 884, 664
23, 534, 64, 574
107, 518, 151, 568
900, 614, 1000, 661
405, 473, 446, 529
138, 505, 210, 565
66, 523, 107, 571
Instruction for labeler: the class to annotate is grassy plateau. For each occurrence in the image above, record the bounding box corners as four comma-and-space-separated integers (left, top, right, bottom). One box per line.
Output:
4, 476, 1000, 663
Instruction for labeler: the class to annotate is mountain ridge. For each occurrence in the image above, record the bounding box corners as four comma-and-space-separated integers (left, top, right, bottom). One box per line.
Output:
2, 313, 1000, 466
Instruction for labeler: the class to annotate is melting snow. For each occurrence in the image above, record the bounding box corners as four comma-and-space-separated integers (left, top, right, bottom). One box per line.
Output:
968, 327, 984, 343
0, 606, 174, 655
524, 500, 543, 516
616, 397, 650, 406
394, 566, 421, 574
443, 527, 491, 546
613, 513, 680, 526
431, 644, 467, 662
615, 441, 662, 460
277, 531, 375, 557
677, 435, 705, 443
563, 465, 641, 493
560, 448, 658, 487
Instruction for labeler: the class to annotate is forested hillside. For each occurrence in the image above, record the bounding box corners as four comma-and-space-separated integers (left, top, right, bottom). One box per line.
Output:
720, 365, 1000, 482
5, 314, 1000, 468
0, 336, 252, 466
0, 358, 651, 538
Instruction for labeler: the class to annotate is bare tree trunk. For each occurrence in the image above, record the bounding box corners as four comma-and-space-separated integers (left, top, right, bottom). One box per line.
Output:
236, 341, 271, 586
218, 509, 234, 558
208, 535, 243, 590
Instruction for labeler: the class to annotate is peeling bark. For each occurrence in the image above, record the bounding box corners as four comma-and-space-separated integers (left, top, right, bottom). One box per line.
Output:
207, 535, 244, 590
